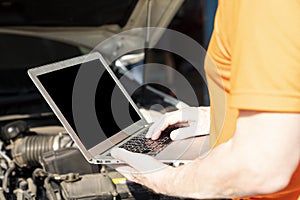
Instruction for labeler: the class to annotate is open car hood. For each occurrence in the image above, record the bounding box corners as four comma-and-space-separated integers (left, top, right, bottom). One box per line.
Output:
0, 0, 184, 51
0, 0, 185, 117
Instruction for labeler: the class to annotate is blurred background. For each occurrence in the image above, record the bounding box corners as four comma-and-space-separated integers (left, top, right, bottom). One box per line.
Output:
0, 1, 218, 199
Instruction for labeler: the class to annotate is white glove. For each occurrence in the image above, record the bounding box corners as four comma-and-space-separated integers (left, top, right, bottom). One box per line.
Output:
145, 106, 210, 140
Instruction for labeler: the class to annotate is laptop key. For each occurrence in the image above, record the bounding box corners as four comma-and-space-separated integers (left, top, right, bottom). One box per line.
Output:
119, 130, 172, 155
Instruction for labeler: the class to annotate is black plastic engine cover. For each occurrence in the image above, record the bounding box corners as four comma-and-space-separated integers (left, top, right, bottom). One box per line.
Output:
42, 147, 99, 175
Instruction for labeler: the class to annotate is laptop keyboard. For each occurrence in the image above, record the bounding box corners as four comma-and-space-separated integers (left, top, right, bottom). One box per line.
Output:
119, 129, 172, 155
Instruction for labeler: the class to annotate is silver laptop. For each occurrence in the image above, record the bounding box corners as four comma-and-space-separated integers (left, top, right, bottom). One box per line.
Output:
28, 52, 208, 165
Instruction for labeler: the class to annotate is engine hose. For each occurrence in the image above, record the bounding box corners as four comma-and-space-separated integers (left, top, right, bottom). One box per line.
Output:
2, 165, 15, 193
0, 188, 6, 200
44, 177, 57, 200
11, 135, 70, 168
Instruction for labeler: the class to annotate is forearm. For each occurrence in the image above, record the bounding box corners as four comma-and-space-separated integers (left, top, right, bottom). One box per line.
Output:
113, 112, 300, 199
165, 141, 276, 199
165, 141, 245, 199
163, 112, 300, 199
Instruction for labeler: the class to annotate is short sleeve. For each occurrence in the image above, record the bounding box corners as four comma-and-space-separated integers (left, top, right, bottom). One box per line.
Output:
230, 0, 300, 112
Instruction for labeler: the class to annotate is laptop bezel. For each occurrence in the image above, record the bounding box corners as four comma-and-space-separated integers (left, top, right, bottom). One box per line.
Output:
27, 52, 148, 162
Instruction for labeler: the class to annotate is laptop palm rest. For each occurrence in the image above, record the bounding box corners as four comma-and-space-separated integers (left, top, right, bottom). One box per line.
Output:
155, 135, 210, 162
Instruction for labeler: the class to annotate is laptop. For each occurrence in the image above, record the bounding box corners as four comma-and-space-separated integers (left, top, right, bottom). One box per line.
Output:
28, 52, 209, 165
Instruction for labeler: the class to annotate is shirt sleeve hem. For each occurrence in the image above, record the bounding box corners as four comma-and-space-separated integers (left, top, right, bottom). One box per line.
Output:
230, 93, 300, 112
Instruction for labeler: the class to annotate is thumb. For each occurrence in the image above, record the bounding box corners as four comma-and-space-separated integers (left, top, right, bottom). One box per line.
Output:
111, 148, 166, 173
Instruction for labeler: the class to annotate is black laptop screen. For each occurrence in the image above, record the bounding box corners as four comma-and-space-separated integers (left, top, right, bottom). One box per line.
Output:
37, 59, 141, 149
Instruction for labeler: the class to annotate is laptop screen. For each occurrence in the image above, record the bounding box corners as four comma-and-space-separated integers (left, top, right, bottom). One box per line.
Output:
37, 58, 141, 149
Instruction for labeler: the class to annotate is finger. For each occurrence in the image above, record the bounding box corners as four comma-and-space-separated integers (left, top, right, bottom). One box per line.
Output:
170, 122, 210, 140
145, 114, 164, 138
149, 111, 185, 140
151, 122, 189, 140
114, 165, 138, 182
151, 121, 189, 140
170, 125, 196, 140
111, 148, 166, 173
114, 165, 148, 186
114, 165, 158, 189
115, 165, 136, 174
145, 117, 162, 138
146, 113, 173, 139
115, 165, 136, 176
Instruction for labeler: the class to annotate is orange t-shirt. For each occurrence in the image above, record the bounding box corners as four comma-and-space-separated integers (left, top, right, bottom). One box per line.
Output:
206, 0, 300, 199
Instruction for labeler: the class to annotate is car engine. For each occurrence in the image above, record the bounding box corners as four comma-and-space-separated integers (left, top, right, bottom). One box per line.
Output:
0, 119, 177, 200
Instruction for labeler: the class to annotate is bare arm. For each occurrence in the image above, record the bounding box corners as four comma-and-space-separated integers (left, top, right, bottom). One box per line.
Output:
112, 111, 300, 199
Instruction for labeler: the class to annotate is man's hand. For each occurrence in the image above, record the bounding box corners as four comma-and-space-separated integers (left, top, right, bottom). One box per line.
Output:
112, 112, 300, 199
146, 106, 210, 140
110, 148, 174, 195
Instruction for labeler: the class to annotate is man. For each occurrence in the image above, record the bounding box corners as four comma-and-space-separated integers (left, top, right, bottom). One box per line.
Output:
112, 1, 300, 199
